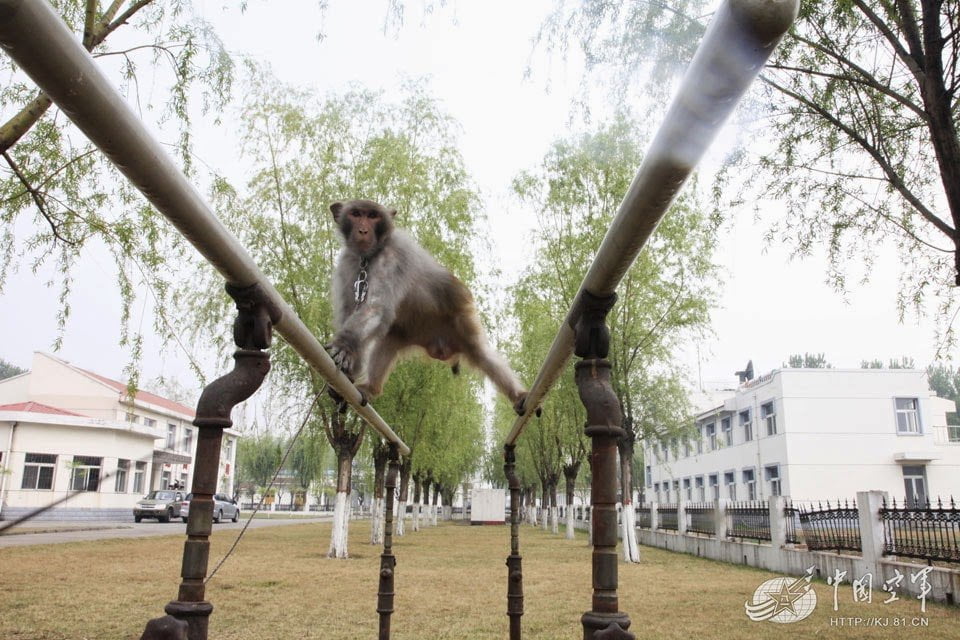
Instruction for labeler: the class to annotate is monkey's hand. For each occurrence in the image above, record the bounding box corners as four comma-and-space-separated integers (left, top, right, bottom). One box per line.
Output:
327, 331, 361, 380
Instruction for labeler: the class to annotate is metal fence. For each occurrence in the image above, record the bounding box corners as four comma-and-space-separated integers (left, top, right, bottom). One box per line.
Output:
726, 501, 771, 541
637, 505, 652, 530
686, 503, 716, 536
783, 501, 802, 544
880, 497, 960, 564
798, 500, 861, 553
658, 504, 679, 531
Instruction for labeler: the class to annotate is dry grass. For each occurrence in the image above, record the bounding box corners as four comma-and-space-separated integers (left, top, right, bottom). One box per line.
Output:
0, 520, 956, 639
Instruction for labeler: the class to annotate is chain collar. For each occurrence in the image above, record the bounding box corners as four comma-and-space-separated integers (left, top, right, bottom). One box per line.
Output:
353, 257, 369, 307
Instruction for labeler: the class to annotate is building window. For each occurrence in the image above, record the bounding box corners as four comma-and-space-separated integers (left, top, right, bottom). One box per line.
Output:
722, 417, 732, 446
682, 438, 691, 458
143, 417, 156, 428
180, 471, 188, 489
166, 424, 177, 449
670, 437, 679, 460
124, 412, 140, 424
894, 398, 921, 434
183, 428, 194, 453
740, 409, 752, 442
115, 459, 129, 492
224, 438, 234, 460
705, 423, 717, 451
696, 425, 703, 454
683, 478, 692, 501
672, 480, 680, 502
133, 461, 146, 494
764, 465, 781, 497
902, 465, 927, 507
723, 471, 736, 500
70, 456, 102, 492
694, 476, 705, 501
949, 426, 960, 442
762, 401, 777, 436
742, 468, 756, 501
161, 469, 171, 489
21, 453, 56, 490
645, 465, 652, 487
709, 473, 719, 500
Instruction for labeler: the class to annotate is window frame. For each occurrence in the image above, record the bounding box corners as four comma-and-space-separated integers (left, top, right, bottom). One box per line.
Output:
21, 453, 57, 490
742, 467, 757, 501
723, 470, 736, 500
721, 417, 732, 446
894, 397, 922, 435
115, 459, 129, 493
764, 464, 781, 497
133, 461, 147, 494
740, 409, 753, 442
705, 422, 717, 451
70, 455, 102, 492
761, 401, 777, 436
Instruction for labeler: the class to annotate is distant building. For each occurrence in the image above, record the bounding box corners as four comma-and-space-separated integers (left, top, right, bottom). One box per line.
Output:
0, 352, 238, 520
644, 368, 960, 505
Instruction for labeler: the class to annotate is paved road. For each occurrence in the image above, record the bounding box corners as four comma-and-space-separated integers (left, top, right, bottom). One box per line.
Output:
0, 515, 332, 548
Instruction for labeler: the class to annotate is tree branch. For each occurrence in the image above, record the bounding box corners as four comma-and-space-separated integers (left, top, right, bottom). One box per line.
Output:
1, 151, 75, 246
762, 75, 955, 239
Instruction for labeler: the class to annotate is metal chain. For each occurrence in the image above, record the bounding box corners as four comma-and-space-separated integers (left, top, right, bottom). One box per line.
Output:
205, 389, 324, 584
353, 257, 369, 307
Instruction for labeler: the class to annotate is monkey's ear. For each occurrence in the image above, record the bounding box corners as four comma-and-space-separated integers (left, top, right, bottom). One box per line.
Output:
330, 202, 343, 223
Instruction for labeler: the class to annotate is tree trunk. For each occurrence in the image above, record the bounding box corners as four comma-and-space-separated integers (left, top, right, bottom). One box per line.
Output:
563, 461, 581, 540
412, 474, 422, 532
328, 448, 353, 559
440, 486, 455, 520
618, 426, 640, 563
549, 476, 559, 535
431, 483, 439, 526
370, 444, 388, 545
540, 478, 549, 531
395, 460, 411, 536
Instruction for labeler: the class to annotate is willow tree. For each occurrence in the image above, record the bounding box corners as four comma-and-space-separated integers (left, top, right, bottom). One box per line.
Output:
512, 115, 717, 561
538, 0, 960, 343
0, 0, 235, 382
180, 66, 484, 557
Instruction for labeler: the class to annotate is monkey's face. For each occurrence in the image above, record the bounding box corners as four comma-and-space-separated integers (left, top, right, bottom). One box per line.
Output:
330, 200, 397, 257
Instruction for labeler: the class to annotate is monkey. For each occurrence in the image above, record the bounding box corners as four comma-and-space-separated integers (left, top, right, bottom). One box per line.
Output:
326, 199, 528, 414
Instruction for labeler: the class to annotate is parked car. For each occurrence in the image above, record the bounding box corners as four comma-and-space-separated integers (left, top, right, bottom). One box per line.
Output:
133, 490, 184, 523
180, 493, 240, 524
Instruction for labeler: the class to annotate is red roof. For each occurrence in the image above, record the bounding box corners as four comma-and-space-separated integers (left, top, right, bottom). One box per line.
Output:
0, 401, 84, 417
75, 368, 195, 418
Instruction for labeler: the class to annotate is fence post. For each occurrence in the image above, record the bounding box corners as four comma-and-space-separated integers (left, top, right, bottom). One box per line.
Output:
714, 500, 728, 540
856, 490, 887, 577
768, 495, 786, 548
677, 502, 687, 535
155, 283, 280, 640
572, 291, 634, 640
649, 503, 659, 531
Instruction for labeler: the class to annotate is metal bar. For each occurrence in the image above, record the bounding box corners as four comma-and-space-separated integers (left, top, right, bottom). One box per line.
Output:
377, 447, 400, 640
503, 444, 524, 640
505, 0, 799, 445
0, 0, 409, 457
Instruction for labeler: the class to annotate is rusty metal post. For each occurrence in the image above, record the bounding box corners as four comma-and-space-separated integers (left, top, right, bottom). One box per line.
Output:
378, 445, 400, 639
573, 291, 634, 640
144, 283, 281, 640
504, 444, 524, 639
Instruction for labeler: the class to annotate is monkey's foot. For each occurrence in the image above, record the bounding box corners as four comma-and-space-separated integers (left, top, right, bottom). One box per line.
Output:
326, 333, 360, 380
513, 392, 529, 417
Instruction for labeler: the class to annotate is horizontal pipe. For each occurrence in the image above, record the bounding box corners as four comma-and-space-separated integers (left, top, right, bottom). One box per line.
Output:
506, 0, 798, 446
0, 0, 410, 457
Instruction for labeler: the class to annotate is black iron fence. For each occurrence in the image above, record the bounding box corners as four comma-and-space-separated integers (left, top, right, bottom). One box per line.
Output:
658, 504, 678, 531
784, 501, 801, 545
637, 505, 652, 529
726, 501, 770, 541
798, 500, 861, 553
686, 503, 716, 536
880, 497, 960, 564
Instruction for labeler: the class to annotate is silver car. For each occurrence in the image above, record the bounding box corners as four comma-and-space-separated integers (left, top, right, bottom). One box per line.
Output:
180, 493, 240, 524
133, 490, 184, 523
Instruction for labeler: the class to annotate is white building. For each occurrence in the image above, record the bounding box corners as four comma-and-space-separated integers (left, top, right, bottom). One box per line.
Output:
0, 352, 238, 520
644, 368, 960, 505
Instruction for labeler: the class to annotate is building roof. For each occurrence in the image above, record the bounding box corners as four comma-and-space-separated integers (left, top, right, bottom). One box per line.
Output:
0, 401, 84, 416
74, 366, 195, 417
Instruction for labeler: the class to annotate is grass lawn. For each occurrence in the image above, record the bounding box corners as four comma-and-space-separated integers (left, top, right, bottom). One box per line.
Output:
0, 520, 956, 639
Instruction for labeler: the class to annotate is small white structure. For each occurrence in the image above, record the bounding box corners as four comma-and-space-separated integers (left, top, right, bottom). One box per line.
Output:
470, 488, 506, 525
0, 352, 238, 520
644, 368, 960, 503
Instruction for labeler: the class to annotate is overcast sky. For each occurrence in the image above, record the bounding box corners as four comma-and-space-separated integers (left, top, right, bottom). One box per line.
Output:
0, 0, 946, 406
